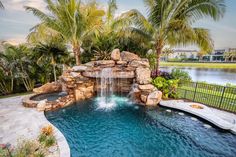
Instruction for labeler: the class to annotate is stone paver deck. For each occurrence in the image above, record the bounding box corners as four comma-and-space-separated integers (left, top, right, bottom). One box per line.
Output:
0, 95, 70, 157
160, 100, 236, 134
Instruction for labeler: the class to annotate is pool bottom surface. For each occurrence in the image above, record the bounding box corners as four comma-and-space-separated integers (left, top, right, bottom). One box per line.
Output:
45, 96, 236, 157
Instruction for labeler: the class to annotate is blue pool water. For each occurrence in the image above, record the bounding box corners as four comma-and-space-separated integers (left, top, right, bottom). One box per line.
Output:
45, 96, 236, 157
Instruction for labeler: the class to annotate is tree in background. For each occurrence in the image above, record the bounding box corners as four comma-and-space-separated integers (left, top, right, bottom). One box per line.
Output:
25, 0, 105, 65
126, 0, 225, 72
32, 41, 68, 82
0, 43, 15, 94
86, 0, 151, 60
0, 43, 35, 93
0, 1, 4, 9
162, 48, 174, 61
224, 51, 236, 62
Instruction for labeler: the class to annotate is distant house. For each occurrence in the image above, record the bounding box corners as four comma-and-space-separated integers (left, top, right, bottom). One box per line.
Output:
202, 48, 236, 62
161, 49, 198, 61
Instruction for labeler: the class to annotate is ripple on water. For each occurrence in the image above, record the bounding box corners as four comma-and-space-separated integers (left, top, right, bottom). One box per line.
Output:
45, 96, 236, 157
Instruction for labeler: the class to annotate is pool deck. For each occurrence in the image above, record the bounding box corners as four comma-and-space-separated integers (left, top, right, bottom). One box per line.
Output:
160, 100, 236, 134
0, 95, 70, 157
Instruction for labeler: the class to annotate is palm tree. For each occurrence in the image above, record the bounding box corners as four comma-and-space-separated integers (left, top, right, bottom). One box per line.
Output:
0, 1, 4, 9
88, 0, 151, 59
0, 43, 15, 94
0, 43, 35, 93
224, 51, 236, 62
4, 44, 37, 91
25, 0, 105, 65
126, 0, 225, 72
32, 41, 68, 82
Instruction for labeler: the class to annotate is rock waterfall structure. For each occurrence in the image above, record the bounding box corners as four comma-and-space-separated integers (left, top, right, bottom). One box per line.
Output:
24, 49, 162, 111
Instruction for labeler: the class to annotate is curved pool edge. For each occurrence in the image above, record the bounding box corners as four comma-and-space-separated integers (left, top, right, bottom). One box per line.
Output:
43, 112, 71, 157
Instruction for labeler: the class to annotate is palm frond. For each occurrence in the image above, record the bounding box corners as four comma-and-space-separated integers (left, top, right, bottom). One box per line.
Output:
178, 0, 226, 22
0, 1, 4, 9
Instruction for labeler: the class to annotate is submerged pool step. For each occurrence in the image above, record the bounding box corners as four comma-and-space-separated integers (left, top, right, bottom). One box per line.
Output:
160, 100, 236, 133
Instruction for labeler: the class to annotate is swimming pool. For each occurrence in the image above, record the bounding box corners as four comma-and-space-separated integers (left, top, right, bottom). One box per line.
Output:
45, 95, 236, 157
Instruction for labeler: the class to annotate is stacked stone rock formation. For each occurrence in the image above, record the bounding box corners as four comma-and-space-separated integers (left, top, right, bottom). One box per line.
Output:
24, 49, 162, 111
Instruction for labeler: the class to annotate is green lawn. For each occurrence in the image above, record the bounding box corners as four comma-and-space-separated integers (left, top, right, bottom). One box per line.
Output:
0, 92, 33, 99
160, 62, 236, 69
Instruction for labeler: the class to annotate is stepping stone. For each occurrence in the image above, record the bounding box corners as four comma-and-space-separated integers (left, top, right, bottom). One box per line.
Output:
178, 112, 184, 116
191, 117, 198, 121
203, 124, 212, 129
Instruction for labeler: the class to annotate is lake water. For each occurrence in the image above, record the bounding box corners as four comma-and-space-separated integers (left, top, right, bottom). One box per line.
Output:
160, 67, 236, 85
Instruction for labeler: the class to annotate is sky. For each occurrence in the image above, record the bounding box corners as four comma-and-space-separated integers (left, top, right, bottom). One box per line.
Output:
0, 0, 236, 49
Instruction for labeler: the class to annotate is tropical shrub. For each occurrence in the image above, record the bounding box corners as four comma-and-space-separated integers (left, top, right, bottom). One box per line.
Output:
38, 125, 56, 148
40, 125, 53, 136
44, 136, 56, 147
151, 69, 172, 80
13, 140, 44, 157
152, 77, 179, 99
171, 69, 192, 83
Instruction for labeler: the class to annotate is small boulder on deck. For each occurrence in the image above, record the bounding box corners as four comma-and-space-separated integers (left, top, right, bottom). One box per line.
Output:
33, 82, 62, 94
121, 51, 141, 62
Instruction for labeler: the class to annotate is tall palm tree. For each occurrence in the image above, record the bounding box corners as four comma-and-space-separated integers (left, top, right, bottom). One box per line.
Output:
126, 0, 225, 71
25, 0, 105, 65
89, 0, 151, 58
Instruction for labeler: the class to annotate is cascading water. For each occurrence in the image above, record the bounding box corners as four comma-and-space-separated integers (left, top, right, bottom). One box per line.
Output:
96, 68, 116, 110
100, 68, 113, 98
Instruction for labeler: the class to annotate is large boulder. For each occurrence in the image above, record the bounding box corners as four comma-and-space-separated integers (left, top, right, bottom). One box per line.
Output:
33, 82, 62, 94
72, 65, 88, 72
74, 85, 94, 101
70, 72, 81, 78
111, 49, 121, 61
146, 91, 162, 106
94, 60, 115, 67
121, 51, 141, 62
37, 100, 47, 111
116, 60, 127, 65
138, 84, 155, 92
129, 59, 150, 68
136, 67, 151, 85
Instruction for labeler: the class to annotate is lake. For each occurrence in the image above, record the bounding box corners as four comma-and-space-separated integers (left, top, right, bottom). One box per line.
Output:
160, 67, 236, 85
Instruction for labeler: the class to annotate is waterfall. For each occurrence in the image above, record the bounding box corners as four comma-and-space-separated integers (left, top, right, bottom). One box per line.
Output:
96, 68, 116, 110
100, 68, 113, 98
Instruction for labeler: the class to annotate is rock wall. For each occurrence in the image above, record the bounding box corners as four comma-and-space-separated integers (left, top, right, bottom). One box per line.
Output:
60, 49, 162, 106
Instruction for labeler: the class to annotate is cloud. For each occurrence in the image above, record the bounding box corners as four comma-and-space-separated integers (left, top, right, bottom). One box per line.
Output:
3, 0, 46, 12
0, 17, 35, 25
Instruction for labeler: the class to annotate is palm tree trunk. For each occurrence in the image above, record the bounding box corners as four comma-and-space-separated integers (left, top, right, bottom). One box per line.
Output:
155, 44, 163, 74
73, 44, 81, 65
53, 64, 57, 82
